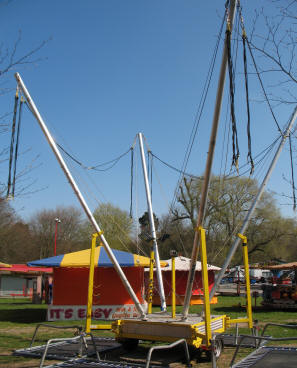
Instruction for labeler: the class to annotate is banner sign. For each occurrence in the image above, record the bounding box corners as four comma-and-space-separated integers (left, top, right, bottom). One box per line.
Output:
47, 304, 146, 321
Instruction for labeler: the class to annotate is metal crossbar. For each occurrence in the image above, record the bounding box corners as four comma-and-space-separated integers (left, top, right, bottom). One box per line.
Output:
40, 333, 100, 368
30, 324, 83, 347
144, 339, 191, 368
230, 335, 297, 366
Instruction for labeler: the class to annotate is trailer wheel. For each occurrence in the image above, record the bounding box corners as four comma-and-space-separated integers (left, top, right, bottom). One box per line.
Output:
120, 338, 139, 351
206, 339, 223, 361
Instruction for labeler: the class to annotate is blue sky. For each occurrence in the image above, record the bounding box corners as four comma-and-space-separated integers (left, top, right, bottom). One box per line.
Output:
1, 0, 296, 223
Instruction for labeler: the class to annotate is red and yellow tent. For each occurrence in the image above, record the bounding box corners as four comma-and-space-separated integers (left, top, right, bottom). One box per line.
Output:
29, 247, 166, 321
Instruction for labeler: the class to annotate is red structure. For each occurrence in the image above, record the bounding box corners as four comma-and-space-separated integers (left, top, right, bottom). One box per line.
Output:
145, 256, 220, 305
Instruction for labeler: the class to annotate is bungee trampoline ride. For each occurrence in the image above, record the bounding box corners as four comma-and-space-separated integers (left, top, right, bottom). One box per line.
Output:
9, 0, 297, 367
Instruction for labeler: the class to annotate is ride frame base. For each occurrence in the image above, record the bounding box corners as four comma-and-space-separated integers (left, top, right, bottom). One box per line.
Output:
112, 313, 226, 349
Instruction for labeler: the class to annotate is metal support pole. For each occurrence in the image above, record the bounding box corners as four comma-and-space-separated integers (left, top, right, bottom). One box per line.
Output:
238, 233, 253, 329
148, 249, 154, 314
138, 132, 166, 311
86, 233, 98, 333
54, 218, 60, 256
15, 72, 146, 319
171, 255, 176, 318
210, 105, 297, 300
199, 226, 211, 346
182, 0, 237, 319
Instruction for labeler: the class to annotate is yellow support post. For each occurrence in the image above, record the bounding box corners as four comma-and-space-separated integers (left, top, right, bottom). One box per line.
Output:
237, 233, 253, 329
198, 226, 211, 346
148, 250, 155, 314
85, 233, 99, 333
171, 251, 176, 318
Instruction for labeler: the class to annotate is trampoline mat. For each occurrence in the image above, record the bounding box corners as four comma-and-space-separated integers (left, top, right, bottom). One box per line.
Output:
219, 334, 268, 348
45, 358, 162, 368
234, 347, 297, 368
251, 350, 297, 368
14, 337, 121, 360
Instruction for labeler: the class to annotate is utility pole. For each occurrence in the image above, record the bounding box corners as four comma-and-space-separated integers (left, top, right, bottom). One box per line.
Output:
54, 218, 61, 256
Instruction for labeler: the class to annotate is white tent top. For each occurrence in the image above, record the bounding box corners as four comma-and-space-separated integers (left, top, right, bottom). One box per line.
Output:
146, 256, 221, 272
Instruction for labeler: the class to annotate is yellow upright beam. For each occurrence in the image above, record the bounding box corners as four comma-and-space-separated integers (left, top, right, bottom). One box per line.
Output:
85, 233, 99, 333
171, 254, 176, 318
237, 233, 253, 329
148, 250, 155, 314
198, 226, 211, 346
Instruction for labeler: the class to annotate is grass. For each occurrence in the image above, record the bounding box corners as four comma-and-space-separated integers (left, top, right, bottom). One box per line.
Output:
0, 296, 297, 367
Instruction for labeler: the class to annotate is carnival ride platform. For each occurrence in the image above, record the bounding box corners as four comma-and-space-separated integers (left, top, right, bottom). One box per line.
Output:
112, 313, 226, 348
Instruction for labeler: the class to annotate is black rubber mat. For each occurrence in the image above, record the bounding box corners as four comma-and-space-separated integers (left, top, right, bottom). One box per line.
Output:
14, 337, 121, 360
233, 346, 297, 367
219, 334, 268, 348
45, 358, 162, 368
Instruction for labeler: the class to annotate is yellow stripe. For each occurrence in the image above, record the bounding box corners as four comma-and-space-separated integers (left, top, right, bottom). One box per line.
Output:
61, 247, 101, 267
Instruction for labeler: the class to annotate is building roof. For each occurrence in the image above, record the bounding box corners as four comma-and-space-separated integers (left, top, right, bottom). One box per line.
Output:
0, 264, 52, 275
266, 262, 297, 270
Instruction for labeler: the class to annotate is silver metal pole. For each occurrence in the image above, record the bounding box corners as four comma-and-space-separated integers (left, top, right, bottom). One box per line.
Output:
138, 132, 167, 311
182, 0, 237, 319
15, 72, 146, 319
210, 105, 297, 299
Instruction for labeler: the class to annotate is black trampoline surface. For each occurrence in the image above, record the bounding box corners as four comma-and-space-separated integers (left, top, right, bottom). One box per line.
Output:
219, 334, 268, 348
45, 358, 162, 368
14, 337, 121, 360
233, 346, 297, 367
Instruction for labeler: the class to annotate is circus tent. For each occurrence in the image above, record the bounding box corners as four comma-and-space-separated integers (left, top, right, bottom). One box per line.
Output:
29, 246, 166, 321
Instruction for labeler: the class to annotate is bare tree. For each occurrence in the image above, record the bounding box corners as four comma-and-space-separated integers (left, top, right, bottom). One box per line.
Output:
29, 206, 84, 259
249, 0, 296, 105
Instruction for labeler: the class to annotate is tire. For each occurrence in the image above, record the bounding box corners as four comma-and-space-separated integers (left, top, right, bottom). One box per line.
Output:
205, 339, 223, 361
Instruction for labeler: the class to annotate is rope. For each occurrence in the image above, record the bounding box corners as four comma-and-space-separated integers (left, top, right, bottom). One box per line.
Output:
149, 151, 153, 200
7, 87, 19, 198
56, 142, 132, 172
12, 96, 24, 197
169, 3, 228, 215
289, 133, 296, 211
242, 32, 254, 175
226, 26, 240, 171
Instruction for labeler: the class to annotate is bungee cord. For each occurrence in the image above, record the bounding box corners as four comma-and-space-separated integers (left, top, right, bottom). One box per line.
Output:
12, 97, 24, 197
7, 87, 19, 198
226, 11, 240, 172
169, 3, 229, 216
289, 133, 296, 211
56, 142, 133, 172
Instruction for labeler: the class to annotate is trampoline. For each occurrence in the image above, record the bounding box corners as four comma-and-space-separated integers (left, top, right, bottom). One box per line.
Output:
14, 337, 121, 361
232, 346, 297, 368
230, 323, 297, 368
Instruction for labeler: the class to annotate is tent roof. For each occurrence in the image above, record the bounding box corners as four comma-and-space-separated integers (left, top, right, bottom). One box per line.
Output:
266, 262, 297, 270
146, 256, 221, 271
28, 246, 167, 268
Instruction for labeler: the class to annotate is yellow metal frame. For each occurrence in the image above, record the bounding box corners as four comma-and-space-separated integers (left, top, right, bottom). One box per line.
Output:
90, 324, 112, 330
111, 314, 226, 348
171, 255, 176, 318
85, 233, 98, 333
238, 233, 253, 329
226, 233, 253, 329
198, 226, 211, 346
148, 250, 155, 314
